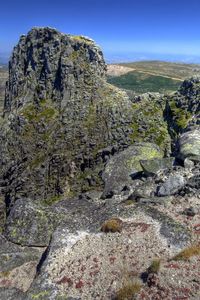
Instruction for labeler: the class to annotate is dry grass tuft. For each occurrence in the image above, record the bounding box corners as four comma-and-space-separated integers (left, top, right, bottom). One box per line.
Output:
148, 259, 161, 274
101, 218, 122, 233
115, 282, 141, 300
173, 245, 200, 261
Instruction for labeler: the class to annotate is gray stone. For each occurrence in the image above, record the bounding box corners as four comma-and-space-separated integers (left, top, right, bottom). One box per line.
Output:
184, 158, 195, 169
0, 27, 135, 208
101, 142, 162, 198
4, 199, 69, 246
178, 129, 200, 162
0, 234, 41, 272
140, 157, 175, 176
0, 288, 25, 300
157, 174, 185, 196
183, 207, 198, 217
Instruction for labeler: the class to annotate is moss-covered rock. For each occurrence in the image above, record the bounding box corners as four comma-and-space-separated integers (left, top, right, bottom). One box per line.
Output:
178, 129, 200, 162
101, 142, 163, 198
4, 199, 68, 246
129, 93, 171, 154
140, 157, 175, 176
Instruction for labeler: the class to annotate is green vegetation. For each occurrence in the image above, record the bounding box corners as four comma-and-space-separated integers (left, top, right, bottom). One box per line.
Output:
30, 291, 50, 299
118, 60, 200, 80
148, 259, 161, 274
21, 99, 58, 122
129, 100, 171, 154
43, 195, 62, 206
72, 35, 93, 45
107, 71, 181, 94
168, 99, 192, 130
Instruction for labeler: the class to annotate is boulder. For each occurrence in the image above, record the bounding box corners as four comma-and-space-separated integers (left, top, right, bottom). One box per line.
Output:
157, 174, 185, 196
178, 129, 200, 162
24, 206, 191, 300
140, 157, 175, 176
4, 199, 68, 246
101, 142, 163, 198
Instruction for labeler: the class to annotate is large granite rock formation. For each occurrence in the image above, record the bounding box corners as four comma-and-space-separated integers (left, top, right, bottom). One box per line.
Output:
1, 27, 135, 209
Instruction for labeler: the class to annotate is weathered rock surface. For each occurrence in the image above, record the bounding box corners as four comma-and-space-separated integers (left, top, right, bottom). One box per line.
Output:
101, 142, 162, 198
0, 288, 25, 300
158, 174, 186, 196
140, 157, 175, 176
0, 67, 8, 112
178, 129, 200, 161
4, 199, 69, 246
0, 27, 136, 210
0, 234, 43, 294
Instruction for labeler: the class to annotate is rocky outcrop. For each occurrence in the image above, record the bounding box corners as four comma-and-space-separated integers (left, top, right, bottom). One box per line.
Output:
1, 27, 135, 210
4, 27, 106, 113
0, 28, 200, 299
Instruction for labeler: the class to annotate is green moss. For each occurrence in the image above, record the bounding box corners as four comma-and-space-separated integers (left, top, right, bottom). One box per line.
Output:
129, 100, 171, 153
0, 271, 10, 277
43, 195, 62, 206
169, 100, 192, 130
69, 50, 79, 60
31, 291, 50, 299
30, 154, 46, 168
21, 101, 57, 123
72, 35, 93, 44
124, 199, 135, 206
126, 145, 162, 171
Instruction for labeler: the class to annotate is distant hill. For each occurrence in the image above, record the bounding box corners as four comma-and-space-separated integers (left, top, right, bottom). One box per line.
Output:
107, 61, 200, 94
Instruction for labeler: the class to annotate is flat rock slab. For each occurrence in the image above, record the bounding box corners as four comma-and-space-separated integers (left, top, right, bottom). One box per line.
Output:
0, 235, 43, 292
25, 211, 189, 300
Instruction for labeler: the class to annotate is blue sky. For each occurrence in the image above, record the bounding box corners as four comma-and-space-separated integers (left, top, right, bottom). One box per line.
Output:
1, 0, 200, 62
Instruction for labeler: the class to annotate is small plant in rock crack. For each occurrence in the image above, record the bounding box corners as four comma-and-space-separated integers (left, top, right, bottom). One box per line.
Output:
146, 259, 161, 287
148, 259, 161, 274
101, 218, 123, 233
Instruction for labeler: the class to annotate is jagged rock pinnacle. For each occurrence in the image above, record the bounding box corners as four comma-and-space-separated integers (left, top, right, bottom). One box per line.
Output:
4, 27, 106, 113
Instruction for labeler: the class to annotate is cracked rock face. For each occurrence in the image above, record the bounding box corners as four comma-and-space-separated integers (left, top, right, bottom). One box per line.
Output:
1, 27, 134, 207
4, 27, 106, 113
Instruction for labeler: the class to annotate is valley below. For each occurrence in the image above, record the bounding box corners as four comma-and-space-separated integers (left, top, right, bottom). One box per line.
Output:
107, 61, 200, 94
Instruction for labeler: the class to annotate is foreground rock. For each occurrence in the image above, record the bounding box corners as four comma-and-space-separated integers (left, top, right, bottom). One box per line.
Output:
158, 174, 186, 196
25, 205, 191, 300
4, 199, 69, 246
0, 235, 43, 293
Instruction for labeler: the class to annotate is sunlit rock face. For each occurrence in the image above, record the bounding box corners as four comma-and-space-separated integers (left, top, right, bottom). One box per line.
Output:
1, 27, 134, 207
